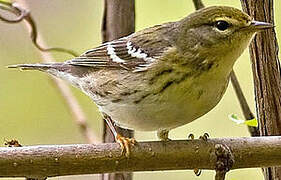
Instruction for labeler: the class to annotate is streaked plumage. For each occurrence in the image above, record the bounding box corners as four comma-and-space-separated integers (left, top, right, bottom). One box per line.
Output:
9, 6, 273, 141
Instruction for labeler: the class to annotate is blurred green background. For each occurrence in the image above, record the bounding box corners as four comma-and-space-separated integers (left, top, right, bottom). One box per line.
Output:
0, 0, 280, 179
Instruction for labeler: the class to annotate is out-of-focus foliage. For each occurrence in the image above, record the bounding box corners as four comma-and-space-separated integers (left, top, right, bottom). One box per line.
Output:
229, 114, 258, 127
1, 0, 280, 179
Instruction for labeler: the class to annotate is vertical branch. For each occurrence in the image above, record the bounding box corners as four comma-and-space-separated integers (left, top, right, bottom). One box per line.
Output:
192, 0, 204, 9
229, 71, 255, 120
240, 0, 281, 179
101, 0, 135, 180
230, 71, 259, 136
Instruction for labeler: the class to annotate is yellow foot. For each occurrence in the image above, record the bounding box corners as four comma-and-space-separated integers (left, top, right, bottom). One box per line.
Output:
194, 168, 202, 176
199, 133, 209, 141
115, 134, 137, 157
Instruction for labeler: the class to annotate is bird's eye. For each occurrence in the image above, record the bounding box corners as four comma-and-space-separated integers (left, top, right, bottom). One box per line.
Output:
215, 20, 230, 31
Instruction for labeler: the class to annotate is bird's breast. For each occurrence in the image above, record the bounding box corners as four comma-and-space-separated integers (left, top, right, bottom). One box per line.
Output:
99, 67, 230, 131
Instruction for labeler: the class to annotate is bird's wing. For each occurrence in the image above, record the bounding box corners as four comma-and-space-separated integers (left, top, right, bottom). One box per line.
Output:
67, 30, 173, 72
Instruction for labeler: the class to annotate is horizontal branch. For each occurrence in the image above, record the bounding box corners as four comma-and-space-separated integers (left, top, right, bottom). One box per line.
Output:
1, 137, 281, 178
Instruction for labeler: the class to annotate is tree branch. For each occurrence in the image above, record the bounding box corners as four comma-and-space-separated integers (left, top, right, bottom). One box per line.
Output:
230, 71, 259, 136
192, 0, 204, 9
1, 137, 281, 178
0, 1, 79, 56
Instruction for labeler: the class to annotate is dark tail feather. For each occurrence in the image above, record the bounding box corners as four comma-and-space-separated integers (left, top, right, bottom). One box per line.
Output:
7, 63, 64, 71
7, 62, 90, 87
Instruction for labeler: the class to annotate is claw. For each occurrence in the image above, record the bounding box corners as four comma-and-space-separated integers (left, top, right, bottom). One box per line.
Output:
188, 133, 195, 140
199, 133, 209, 141
188, 134, 203, 176
115, 134, 136, 157
189, 133, 207, 176
194, 168, 202, 176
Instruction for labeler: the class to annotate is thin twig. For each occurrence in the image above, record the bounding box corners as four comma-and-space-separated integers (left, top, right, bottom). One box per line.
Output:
230, 71, 259, 136
19, 0, 98, 143
192, 0, 204, 10
229, 71, 254, 120
1, 0, 98, 143
0, 1, 79, 57
1, 137, 281, 178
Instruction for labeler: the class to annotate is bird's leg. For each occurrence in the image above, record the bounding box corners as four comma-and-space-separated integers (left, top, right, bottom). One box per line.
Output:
103, 113, 136, 157
157, 129, 171, 141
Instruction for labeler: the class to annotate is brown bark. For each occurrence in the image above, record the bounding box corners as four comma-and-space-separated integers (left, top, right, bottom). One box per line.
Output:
1, 137, 281, 178
101, 1, 135, 180
240, 1, 281, 179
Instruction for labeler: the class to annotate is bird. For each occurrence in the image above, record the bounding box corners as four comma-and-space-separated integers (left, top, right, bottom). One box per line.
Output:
8, 6, 273, 156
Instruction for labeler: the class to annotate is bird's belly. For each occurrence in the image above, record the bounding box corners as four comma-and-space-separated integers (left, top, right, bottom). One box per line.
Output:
100, 76, 229, 131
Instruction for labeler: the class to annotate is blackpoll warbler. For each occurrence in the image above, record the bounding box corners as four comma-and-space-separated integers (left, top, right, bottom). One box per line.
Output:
9, 6, 273, 156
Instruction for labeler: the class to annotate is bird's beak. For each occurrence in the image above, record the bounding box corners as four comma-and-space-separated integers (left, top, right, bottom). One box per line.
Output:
250, 20, 274, 30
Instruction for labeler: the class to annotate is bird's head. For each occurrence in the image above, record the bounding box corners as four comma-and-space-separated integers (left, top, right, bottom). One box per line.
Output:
176, 6, 273, 64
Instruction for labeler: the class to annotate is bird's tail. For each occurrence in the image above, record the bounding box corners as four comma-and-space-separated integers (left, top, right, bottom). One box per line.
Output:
7, 63, 63, 71
7, 62, 87, 88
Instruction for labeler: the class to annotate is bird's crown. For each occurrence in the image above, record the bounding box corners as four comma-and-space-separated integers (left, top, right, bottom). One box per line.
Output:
184, 6, 252, 28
